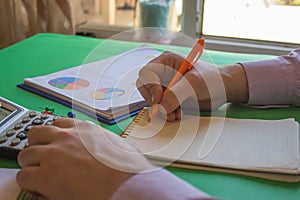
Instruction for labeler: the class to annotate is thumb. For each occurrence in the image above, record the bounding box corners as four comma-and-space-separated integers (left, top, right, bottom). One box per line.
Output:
160, 75, 195, 114
149, 83, 164, 105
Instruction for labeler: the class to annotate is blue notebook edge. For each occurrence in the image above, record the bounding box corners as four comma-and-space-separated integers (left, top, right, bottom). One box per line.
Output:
17, 84, 142, 125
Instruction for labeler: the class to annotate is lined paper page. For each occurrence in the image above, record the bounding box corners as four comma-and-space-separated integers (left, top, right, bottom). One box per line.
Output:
124, 111, 300, 174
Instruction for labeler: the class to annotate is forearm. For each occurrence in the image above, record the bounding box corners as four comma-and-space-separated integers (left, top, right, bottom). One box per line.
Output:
221, 48, 300, 106
220, 64, 249, 104
241, 49, 300, 105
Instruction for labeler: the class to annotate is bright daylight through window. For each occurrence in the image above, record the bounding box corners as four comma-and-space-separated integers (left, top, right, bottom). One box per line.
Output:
202, 0, 300, 44
78, 0, 299, 52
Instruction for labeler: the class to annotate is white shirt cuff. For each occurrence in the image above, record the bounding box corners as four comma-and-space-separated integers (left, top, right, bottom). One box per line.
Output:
241, 57, 295, 105
111, 169, 215, 200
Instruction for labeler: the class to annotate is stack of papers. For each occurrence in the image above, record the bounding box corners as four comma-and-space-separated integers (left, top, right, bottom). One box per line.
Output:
122, 108, 300, 182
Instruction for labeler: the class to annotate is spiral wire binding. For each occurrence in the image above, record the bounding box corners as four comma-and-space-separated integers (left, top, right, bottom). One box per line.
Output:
17, 189, 44, 200
121, 108, 149, 138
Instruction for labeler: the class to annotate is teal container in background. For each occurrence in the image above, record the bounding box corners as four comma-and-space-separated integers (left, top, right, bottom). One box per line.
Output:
136, 0, 175, 28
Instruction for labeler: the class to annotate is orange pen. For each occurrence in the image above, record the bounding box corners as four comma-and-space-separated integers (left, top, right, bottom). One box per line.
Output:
149, 38, 205, 119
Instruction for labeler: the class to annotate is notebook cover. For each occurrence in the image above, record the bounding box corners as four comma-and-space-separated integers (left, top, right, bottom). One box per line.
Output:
17, 84, 141, 125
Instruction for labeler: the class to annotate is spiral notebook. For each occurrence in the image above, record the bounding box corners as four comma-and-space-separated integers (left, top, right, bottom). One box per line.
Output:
0, 168, 44, 200
121, 108, 300, 182
18, 47, 162, 124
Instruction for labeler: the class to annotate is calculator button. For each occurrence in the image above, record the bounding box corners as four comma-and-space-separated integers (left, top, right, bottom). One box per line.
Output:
40, 114, 49, 120
6, 129, 16, 137
53, 116, 60, 121
0, 136, 8, 144
16, 131, 27, 140
25, 124, 34, 132
32, 118, 44, 125
29, 111, 38, 118
24, 142, 29, 148
45, 120, 53, 125
22, 116, 31, 124
14, 123, 24, 130
10, 138, 21, 146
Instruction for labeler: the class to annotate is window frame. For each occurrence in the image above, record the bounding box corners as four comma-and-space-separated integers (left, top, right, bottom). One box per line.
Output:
77, 0, 299, 56
189, 0, 299, 55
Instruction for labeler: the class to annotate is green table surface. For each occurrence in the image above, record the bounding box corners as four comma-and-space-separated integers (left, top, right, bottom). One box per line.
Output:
1, 33, 300, 200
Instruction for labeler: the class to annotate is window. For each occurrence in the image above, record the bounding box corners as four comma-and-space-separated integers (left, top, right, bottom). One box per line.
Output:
77, 0, 299, 55
78, 0, 183, 38
198, 0, 300, 54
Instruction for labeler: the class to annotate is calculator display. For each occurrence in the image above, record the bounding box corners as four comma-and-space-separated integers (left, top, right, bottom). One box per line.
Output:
0, 106, 12, 122
0, 99, 22, 127
0, 96, 61, 159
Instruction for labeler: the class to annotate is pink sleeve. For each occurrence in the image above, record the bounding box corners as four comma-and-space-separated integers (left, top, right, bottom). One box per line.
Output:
111, 169, 216, 200
240, 49, 300, 106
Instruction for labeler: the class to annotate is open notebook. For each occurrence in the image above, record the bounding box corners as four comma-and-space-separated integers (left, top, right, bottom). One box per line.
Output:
18, 47, 162, 124
121, 108, 300, 182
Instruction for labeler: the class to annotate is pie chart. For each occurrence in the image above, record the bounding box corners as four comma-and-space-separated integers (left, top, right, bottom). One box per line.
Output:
48, 77, 89, 90
89, 88, 125, 100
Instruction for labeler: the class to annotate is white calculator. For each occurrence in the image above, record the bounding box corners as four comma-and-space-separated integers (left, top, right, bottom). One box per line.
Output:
0, 96, 59, 160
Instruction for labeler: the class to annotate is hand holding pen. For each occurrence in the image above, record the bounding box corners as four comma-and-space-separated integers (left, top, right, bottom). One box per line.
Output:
136, 38, 243, 122
149, 38, 205, 120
